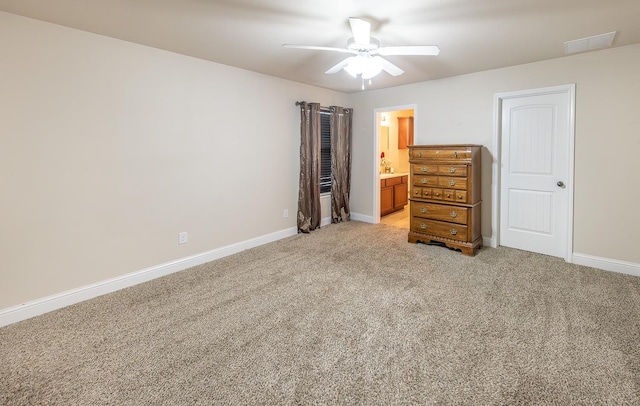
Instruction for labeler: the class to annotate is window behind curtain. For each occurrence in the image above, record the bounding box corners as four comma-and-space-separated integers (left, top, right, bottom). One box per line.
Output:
320, 109, 331, 194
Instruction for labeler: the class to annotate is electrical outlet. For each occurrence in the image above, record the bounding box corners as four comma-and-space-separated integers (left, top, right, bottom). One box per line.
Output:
178, 231, 188, 245
283, 209, 289, 218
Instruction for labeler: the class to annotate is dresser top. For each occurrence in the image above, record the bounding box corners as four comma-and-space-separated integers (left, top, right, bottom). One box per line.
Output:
408, 144, 483, 148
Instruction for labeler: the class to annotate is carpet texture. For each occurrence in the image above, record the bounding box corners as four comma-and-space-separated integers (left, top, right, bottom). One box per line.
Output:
1, 221, 640, 405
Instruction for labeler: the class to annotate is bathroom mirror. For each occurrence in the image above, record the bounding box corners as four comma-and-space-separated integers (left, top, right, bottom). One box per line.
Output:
381, 126, 389, 149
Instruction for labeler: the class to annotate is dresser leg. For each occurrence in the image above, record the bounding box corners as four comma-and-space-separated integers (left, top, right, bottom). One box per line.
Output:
408, 232, 482, 256
460, 246, 475, 256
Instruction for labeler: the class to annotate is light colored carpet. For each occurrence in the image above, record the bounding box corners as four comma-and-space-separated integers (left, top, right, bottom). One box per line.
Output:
1, 221, 640, 405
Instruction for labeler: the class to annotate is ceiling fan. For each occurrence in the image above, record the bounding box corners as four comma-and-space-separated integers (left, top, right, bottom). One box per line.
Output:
283, 18, 440, 85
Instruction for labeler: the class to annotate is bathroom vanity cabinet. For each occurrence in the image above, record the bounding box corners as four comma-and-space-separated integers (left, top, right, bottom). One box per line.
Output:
380, 174, 408, 216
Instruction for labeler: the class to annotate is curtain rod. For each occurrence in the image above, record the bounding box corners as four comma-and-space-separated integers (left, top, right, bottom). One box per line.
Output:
296, 101, 326, 109
295, 101, 352, 112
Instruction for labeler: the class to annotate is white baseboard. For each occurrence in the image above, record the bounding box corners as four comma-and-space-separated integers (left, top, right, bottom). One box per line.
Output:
321, 216, 332, 227
483, 236, 493, 248
572, 253, 640, 277
0, 227, 298, 328
351, 212, 375, 223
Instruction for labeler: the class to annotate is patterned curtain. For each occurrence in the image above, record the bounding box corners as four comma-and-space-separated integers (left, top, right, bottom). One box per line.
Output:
297, 102, 321, 233
330, 106, 353, 223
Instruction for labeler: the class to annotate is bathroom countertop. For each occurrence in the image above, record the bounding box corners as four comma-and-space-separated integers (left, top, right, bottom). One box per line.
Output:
380, 172, 409, 180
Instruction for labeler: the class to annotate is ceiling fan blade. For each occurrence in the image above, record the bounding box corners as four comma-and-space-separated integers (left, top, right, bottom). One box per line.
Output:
374, 56, 404, 76
376, 45, 441, 56
325, 57, 354, 74
282, 44, 353, 53
349, 18, 371, 45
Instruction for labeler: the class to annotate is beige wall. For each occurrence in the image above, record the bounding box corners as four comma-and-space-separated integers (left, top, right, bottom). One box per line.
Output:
348, 44, 640, 264
2, 10, 639, 312
0, 12, 348, 309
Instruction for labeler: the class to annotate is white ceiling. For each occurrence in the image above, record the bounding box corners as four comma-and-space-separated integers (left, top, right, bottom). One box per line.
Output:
1, 0, 639, 93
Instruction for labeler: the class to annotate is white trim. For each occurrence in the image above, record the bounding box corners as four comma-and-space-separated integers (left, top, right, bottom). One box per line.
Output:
490, 94, 501, 249
492, 84, 576, 261
486, 234, 498, 250
350, 212, 375, 223
373, 104, 418, 224
573, 253, 640, 278
320, 193, 332, 227
0, 227, 298, 328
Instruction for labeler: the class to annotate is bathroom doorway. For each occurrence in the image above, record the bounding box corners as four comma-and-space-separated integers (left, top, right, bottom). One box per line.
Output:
375, 106, 416, 229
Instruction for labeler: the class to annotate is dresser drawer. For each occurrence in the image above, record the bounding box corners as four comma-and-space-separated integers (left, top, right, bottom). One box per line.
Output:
438, 176, 468, 190
411, 202, 468, 225
413, 164, 437, 175
412, 187, 434, 199
443, 190, 455, 201
412, 148, 472, 161
410, 218, 468, 242
437, 165, 467, 177
454, 190, 467, 203
413, 175, 438, 187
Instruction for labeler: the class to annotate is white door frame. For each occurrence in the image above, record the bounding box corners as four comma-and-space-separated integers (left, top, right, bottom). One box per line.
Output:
491, 84, 576, 262
373, 104, 418, 224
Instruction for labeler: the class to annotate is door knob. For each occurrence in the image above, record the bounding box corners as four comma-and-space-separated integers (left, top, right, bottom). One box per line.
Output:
557, 181, 565, 188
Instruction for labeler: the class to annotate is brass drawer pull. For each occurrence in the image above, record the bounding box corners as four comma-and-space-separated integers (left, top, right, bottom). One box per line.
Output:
421, 178, 427, 184
454, 152, 459, 158
450, 211, 457, 218
446, 193, 451, 198
458, 195, 463, 199
418, 151, 423, 157
450, 229, 458, 235
421, 166, 428, 172
449, 180, 456, 186
449, 167, 456, 173
420, 208, 427, 213
420, 223, 427, 230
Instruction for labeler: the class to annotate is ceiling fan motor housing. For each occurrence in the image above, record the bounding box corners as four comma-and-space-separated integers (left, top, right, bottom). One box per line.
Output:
347, 37, 380, 53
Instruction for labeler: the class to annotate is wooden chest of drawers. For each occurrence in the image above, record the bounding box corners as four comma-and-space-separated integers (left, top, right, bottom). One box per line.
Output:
408, 144, 482, 256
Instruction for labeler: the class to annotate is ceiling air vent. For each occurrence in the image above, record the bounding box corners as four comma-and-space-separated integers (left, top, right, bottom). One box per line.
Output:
564, 31, 616, 55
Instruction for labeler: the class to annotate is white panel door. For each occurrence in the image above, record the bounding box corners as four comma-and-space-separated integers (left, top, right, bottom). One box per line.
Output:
500, 91, 571, 258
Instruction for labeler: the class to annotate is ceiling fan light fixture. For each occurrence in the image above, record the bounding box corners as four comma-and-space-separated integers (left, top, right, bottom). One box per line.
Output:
361, 57, 383, 79
343, 54, 383, 79
343, 57, 362, 77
